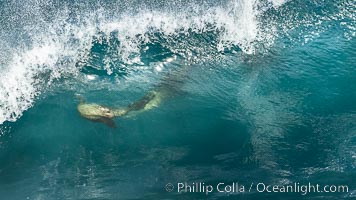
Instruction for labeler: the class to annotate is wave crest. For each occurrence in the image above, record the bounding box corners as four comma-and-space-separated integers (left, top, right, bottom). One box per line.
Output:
1, 0, 354, 124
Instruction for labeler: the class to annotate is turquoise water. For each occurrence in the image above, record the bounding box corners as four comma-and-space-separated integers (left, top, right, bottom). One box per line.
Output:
0, 0, 355, 199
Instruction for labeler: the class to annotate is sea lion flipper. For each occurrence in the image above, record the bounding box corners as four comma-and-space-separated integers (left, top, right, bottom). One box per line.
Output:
127, 91, 157, 112
98, 117, 117, 128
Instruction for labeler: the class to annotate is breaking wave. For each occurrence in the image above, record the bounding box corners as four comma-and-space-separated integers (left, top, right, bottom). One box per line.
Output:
0, 0, 354, 124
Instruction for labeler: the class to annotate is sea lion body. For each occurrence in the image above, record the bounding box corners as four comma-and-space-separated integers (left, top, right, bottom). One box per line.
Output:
76, 64, 188, 126
77, 102, 127, 128
77, 103, 115, 120
127, 91, 163, 113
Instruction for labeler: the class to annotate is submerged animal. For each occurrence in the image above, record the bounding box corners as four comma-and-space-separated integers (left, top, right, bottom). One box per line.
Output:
77, 64, 189, 127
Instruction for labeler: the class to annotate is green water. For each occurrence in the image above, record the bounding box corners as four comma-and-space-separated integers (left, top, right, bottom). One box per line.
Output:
0, 0, 355, 199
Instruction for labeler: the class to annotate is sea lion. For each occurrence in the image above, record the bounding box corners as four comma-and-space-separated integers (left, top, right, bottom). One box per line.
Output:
76, 64, 189, 125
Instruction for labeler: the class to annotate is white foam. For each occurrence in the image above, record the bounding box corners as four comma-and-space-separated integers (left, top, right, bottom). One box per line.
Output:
0, 12, 96, 124
269, 0, 288, 8
0, 44, 58, 123
100, 0, 266, 55
86, 75, 97, 80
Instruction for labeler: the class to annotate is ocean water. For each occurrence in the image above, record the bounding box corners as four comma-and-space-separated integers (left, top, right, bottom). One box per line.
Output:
0, 0, 355, 199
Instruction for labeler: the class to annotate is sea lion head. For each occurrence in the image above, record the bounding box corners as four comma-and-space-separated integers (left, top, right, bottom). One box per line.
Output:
98, 106, 115, 118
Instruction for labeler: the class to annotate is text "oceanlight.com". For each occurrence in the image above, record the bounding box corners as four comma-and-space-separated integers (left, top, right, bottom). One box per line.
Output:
165, 182, 349, 196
